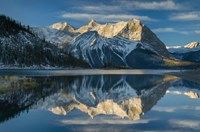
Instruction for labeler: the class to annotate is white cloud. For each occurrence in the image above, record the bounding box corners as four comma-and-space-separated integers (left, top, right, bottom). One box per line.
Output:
152, 27, 200, 35
77, 5, 121, 13
182, 30, 200, 35
170, 12, 200, 21
59, 118, 154, 125
170, 119, 200, 129
79, 0, 184, 12
194, 30, 200, 34
60, 13, 156, 22
152, 105, 200, 113
120, 0, 184, 10
153, 28, 176, 33
152, 106, 176, 112
153, 28, 189, 35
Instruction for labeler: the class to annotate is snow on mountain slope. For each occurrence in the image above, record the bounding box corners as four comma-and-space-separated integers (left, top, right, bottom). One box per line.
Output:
0, 28, 70, 67
67, 31, 139, 68
32, 22, 78, 45
32, 27, 72, 45
0, 15, 86, 68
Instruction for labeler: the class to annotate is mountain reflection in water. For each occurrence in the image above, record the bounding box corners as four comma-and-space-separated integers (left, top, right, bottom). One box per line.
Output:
0, 73, 199, 125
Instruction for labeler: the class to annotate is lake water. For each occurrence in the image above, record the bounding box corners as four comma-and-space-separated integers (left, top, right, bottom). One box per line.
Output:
0, 70, 200, 132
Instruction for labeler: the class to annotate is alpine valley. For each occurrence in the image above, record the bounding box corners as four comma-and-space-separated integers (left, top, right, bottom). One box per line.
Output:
0, 15, 200, 69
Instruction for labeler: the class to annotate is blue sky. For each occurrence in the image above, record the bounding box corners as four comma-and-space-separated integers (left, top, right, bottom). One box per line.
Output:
1, 0, 200, 46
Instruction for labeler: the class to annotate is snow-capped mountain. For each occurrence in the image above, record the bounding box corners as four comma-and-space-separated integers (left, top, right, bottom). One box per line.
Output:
32, 22, 78, 45
0, 15, 65, 67
66, 31, 196, 68
63, 19, 198, 68
185, 42, 200, 48
29, 18, 200, 68
50, 22, 75, 32
167, 42, 200, 63
167, 42, 200, 54
75, 19, 169, 57
35, 19, 169, 57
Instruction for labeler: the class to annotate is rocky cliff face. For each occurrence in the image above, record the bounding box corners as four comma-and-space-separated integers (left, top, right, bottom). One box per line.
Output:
185, 42, 200, 48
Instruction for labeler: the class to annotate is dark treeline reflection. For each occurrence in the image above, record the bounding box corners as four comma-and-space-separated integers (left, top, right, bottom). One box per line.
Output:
0, 74, 200, 123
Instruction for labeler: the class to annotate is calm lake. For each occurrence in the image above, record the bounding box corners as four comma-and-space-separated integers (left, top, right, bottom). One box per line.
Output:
0, 70, 200, 132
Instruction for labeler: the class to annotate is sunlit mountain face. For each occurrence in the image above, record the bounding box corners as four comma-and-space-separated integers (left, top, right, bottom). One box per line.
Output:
0, 71, 199, 131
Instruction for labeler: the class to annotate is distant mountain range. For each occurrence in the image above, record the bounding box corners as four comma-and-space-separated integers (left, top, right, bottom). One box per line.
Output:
0, 15, 200, 69
167, 42, 200, 63
167, 42, 200, 53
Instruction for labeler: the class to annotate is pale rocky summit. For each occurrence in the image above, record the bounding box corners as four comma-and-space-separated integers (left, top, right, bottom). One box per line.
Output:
167, 41, 200, 63
167, 41, 200, 54
184, 91, 199, 99
32, 22, 78, 45
49, 22, 75, 33
184, 42, 200, 48
75, 19, 100, 33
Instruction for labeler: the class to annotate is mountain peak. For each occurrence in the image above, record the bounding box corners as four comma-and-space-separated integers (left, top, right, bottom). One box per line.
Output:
128, 18, 141, 23
184, 42, 200, 48
49, 22, 75, 32
50, 22, 67, 30
88, 19, 98, 26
